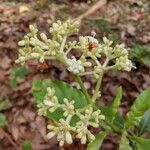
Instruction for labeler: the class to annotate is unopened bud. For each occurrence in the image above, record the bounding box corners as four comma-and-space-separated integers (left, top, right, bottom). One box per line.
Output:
40, 33, 47, 41
18, 40, 25, 46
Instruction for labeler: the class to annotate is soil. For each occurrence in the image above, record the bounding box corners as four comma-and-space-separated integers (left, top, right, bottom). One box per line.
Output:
0, 0, 149, 150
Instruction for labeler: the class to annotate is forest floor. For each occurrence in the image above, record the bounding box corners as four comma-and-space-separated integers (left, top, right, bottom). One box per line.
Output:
0, 0, 150, 149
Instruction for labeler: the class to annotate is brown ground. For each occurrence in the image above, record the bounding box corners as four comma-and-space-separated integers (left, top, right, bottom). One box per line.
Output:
0, 0, 149, 150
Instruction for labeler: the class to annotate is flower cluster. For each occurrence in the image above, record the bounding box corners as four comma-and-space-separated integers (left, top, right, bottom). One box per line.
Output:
47, 119, 75, 147
16, 20, 134, 147
16, 20, 133, 79
37, 87, 59, 115
37, 87, 105, 146
76, 107, 105, 144
50, 20, 79, 39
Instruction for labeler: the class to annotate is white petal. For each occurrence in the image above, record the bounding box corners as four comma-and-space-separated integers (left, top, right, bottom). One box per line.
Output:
44, 100, 54, 106
59, 140, 64, 147
47, 131, 56, 139
65, 131, 73, 144
81, 135, 87, 144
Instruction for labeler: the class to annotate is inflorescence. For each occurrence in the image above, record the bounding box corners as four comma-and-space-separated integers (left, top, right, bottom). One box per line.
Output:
16, 20, 133, 146
38, 87, 105, 146
16, 20, 133, 77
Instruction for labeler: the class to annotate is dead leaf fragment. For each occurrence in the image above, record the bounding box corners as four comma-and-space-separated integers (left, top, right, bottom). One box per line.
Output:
0, 56, 12, 70
19, 5, 30, 13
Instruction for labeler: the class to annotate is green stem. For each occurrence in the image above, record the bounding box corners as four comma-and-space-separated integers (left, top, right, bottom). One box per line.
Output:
91, 58, 110, 104
60, 36, 67, 52
104, 120, 121, 134
74, 75, 91, 104
91, 73, 104, 103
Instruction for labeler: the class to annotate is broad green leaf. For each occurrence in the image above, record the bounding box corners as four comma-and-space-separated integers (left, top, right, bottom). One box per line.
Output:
0, 113, 7, 126
125, 89, 150, 129
0, 99, 11, 111
132, 137, 150, 150
119, 132, 132, 150
22, 140, 32, 150
87, 131, 107, 150
32, 79, 88, 123
32, 79, 52, 103
138, 109, 150, 135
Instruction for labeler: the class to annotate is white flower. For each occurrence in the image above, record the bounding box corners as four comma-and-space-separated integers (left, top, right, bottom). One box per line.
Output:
50, 20, 79, 38
115, 56, 133, 71
47, 119, 75, 146
65, 131, 73, 144
67, 57, 84, 74
78, 36, 99, 55
75, 107, 105, 144
114, 44, 128, 56
86, 36, 99, 46
40, 33, 48, 42
103, 37, 113, 46
37, 103, 49, 116
91, 30, 96, 37
47, 131, 56, 139
62, 98, 75, 117
37, 87, 60, 115
76, 122, 95, 144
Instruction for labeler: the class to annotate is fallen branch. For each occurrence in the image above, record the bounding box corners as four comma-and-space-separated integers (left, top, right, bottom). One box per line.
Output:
75, 0, 107, 22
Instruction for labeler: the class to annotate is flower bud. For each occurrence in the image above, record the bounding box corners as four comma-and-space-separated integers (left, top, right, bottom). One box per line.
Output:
19, 56, 26, 62
31, 53, 40, 58
65, 131, 73, 144
81, 136, 87, 144
47, 131, 56, 139
40, 33, 47, 41
18, 40, 25, 46
29, 25, 35, 31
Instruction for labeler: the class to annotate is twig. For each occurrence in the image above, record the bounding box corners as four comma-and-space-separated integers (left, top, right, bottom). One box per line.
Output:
0, 127, 18, 149
75, 0, 107, 22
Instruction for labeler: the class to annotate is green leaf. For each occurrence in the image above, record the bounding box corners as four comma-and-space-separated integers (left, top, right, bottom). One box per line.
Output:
32, 79, 52, 103
9, 78, 18, 88
110, 87, 122, 122
11, 66, 28, 78
119, 132, 132, 150
100, 87, 122, 122
0, 99, 11, 111
0, 113, 7, 126
32, 79, 88, 123
130, 44, 150, 65
87, 131, 107, 150
108, 32, 119, 43
132, 137, 150, 150
22, 140, 32, 150
138, 109, 150, 135
113, 112, 124, 129
9, 67, 28, 88
125, 89, 150, 129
